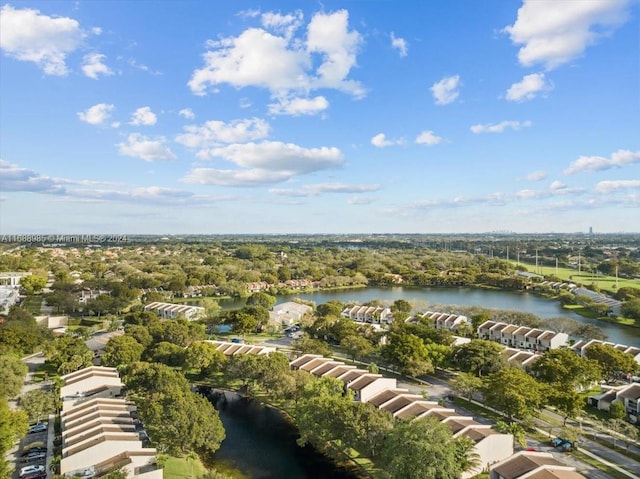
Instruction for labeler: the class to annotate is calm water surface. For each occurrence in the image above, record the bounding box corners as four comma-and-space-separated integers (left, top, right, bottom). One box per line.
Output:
204, 389, 362, 479
221, 286, 639, 346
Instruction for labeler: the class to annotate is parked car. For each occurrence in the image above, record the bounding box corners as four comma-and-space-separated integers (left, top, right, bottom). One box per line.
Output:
27, 423, 47, 434
22, 472, 46, 479
21, 447, 46, 457
22, 451, 46, 462
19, 465, 45, 477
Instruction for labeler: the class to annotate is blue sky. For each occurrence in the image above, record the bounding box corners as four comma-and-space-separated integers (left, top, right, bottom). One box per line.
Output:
1, 0, 638, 235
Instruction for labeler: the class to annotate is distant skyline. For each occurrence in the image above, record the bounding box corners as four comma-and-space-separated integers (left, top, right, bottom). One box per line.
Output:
1, 0, 639, 234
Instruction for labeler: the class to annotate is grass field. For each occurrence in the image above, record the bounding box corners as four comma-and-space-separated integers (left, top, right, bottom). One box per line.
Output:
513, 261, 640, 293
162, 456, 205, 479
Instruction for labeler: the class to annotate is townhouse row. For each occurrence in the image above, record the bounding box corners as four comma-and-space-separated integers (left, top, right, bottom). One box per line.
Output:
477, 321, 569, 352
290, 353, 513, 478
58, 366, 162, 479
341, 305, 394, 324
571, 339, 640, 364
143, 301, 205, 321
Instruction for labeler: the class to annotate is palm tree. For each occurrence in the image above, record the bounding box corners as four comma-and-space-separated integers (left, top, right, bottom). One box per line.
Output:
186, 450, 199, 479
495, 420, 527, 449
455, 436, 481, 474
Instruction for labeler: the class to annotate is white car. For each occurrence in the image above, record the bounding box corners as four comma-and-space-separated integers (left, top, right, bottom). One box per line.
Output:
19, 465, 45, 477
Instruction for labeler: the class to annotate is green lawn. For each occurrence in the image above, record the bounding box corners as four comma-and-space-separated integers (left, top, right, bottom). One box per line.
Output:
513, 261, 640, 293
162, 456, 205, 479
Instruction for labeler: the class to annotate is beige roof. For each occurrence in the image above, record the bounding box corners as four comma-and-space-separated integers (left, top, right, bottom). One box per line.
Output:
526, 470, 586, 479
492, 453, 563, 479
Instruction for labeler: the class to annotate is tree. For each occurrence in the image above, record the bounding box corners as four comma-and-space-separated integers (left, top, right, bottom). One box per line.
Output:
379, 416, 462, 479
143, 341, 185, 367
482, 367, 543, 421
455, 436, 481, 475
381, 332, 434, 377
0, 399, 27, 476
291, 334, 332, 357
450, 372, 483, 401
585, 343, 638, 382
495, 420, 527, 448
546, 388, 585, 425
20, 274, 47, 295
182, 342, 226, 376
621, 298, 640, 322
44, 335, 94, 374
102, 335, 145, 367
391, 299, 412, 314
340, 335, 374, 361
0, 354, 28, 399
20, 389, 56, 423
532, 348, 602, 391
609, 400, 626, 420
452, 339, 505, 377
316, 301, 344, 318
246, 292, 276, 310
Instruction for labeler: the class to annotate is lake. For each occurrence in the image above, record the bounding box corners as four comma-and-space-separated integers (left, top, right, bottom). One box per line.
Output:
221, 286, 639, 346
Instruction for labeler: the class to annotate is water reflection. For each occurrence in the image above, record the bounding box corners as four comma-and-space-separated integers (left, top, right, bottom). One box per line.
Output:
201, 388, 362, 479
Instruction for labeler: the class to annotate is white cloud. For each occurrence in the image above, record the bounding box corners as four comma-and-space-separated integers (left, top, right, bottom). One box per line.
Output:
129, 106, 157, 126
269, 183, 381, 197
348, 196, 373, 205
179, 108, 195, 120
525, 170, 547, 181
182, 141, 344, 187
0, 160, 228, 205
268, 96, 329, 116
470, 120, 532, 134
415, 130, 443, 146
77, 103, 114, 125
564, 149, 640, 175
188, 9, 364, 106
391, 32, 408, 57
0, 5, 85, 75
81, 52, 113, 79
504, 0, 633, 70
261, 10, 303, 40
181, 168, 292, 187
207, 141, 343, 173
175, 118, 270, 154
430, 75, 460, 105
595, 179, 640, 193
371, 133, 393, 148
117, 134, 176, 161
505, 73, 552, 102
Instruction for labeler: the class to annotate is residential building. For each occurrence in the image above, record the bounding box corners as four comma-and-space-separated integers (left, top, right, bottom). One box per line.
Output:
571, 339, 640, 365
60, 366, 124, 411
420, 311, 471, 331
289, 353, 513, 478
341, 305, 393, 324
490, 450, 586, 479
571, 287, 622, 315
58, 368, 161, 479
269, 301, 312, 326
477, 321, 568, 352
203, 340, 276, 356
144, 301, 205, 320
589, 382, 640, 421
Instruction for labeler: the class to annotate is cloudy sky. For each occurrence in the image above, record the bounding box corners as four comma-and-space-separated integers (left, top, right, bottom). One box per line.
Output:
1, 0, 638, 234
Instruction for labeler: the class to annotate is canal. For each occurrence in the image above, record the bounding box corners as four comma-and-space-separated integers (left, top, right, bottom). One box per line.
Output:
202, 388, 363, 479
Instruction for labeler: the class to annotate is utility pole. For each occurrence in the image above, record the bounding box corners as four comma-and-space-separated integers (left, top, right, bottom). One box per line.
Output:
555, 257, 558, 276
